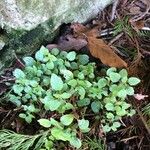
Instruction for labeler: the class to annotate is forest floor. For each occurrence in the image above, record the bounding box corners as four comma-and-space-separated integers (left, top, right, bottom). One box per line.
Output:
0, 0, 150, 150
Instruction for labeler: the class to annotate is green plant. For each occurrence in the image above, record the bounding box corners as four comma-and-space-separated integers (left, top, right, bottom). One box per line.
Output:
113, 16, 133, 37
9, 46, 140, 149
0, 129, 49, 150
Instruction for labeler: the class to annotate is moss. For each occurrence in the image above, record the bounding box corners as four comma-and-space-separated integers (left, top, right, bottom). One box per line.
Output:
0, 17, 58, 72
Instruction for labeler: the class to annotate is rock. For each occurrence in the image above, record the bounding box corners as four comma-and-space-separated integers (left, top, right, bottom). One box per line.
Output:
0, 0, 113, 71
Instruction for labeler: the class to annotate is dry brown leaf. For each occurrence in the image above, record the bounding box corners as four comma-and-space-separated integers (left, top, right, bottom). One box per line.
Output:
46, 35, 87, 51
72, 23, 127, 68
87, 37, 127, 68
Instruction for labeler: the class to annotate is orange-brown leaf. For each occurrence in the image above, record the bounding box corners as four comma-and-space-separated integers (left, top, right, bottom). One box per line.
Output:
71, 22, 127, 68
87, 37, 127, 68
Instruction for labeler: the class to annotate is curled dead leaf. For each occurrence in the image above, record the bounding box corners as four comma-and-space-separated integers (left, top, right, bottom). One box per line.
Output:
87, 37, 127, 68
72, 22, 127, 68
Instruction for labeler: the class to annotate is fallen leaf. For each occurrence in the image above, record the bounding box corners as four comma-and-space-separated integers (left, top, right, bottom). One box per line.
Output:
72, 23, 127, 68
130, 20, 145, 32
87, 37, 127, 68
134, 93, 148, 101
46, 35, 87, 51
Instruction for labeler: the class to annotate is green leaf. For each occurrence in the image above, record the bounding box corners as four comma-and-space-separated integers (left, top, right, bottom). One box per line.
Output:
38, 119, 51, 128
109, 72, 121, 83
43, 98, 61, 111
13, 69, 25, 79
70, 62, 78, 69
66, 51, 76, 61
77, 98, 90, 107
116, 109, 126, 116
29, 80, 38, 87
67, 79, 77, 87
119, 69, 128, 77
46, 62, 54, 70
91, 101, 101, 113
126, 86, 134, 95
13, 84, 23, 95
105, 103, 114, 111
117, 89, 127, 98
23, 57, 35, 66
51, 48, 59, 56
9, 95, 21, 106
106, 112, 114, 119
122, 102, 131, 109
76, 86, 86, 99
78, 54, 89, 65
128, 109, 136, 116
60, 92, 72, 99
106, 67, 117, 76
51, 127, 71, 141
60, 69, 73, 80
60, 114, 74, 126
103, 125, 111, 132
70, 137, 82, 149
78, 119, 90, 133
35, 47, 48, 61
50, 118, 63, 129
128, 77, 140, 86
50, 74, 63, 91
113, 122, 121, 128
78, 72, 84, 80
98, 78, 107, 88
60, 51, 68, 59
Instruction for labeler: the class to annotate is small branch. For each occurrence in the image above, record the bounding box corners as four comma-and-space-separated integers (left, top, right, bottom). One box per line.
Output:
108, 32, 124, 45
110, 0, 119, 21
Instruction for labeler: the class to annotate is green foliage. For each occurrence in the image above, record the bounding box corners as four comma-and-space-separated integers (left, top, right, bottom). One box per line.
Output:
113, 16, 133, 37
0, 130, 49, 150
9, 46, 140, 149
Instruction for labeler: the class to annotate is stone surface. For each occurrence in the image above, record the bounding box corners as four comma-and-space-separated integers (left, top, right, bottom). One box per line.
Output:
0, 0, 113, 71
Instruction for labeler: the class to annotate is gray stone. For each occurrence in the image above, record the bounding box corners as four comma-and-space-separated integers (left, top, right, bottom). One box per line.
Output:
0, 0, 113, 71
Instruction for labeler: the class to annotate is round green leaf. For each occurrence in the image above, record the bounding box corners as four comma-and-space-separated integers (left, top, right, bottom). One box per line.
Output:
106, 112, 114, 119
23, 57, 35, 66
60, 114, 74, 126
66, 51, 76, 61
98, 78, 107, 88
105, 103, 114, 111
126, 86, 134, 95
78, 119, 90, 133
78, 54, 89, 65
113, 121, 121, 128
77, 98, 90, 107
117, 89, 127, 98
13, 69, 25, 79
70, 137, 82, 149
50, 73, 63, 91
51, 48, 59, 56
91, 101, 101, 113
106, 67, 117, 76
109, 72, 121, 83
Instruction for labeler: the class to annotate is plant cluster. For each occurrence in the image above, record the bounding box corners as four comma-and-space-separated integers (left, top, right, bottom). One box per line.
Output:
9, 46, 140, 149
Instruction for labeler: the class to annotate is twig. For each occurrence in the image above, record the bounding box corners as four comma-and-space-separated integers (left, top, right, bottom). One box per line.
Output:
132, 7, 150, 22
119, 136, 139, 142
13, 53, 25, 68
110, 0, 119, 21
108, 32, 124, 45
